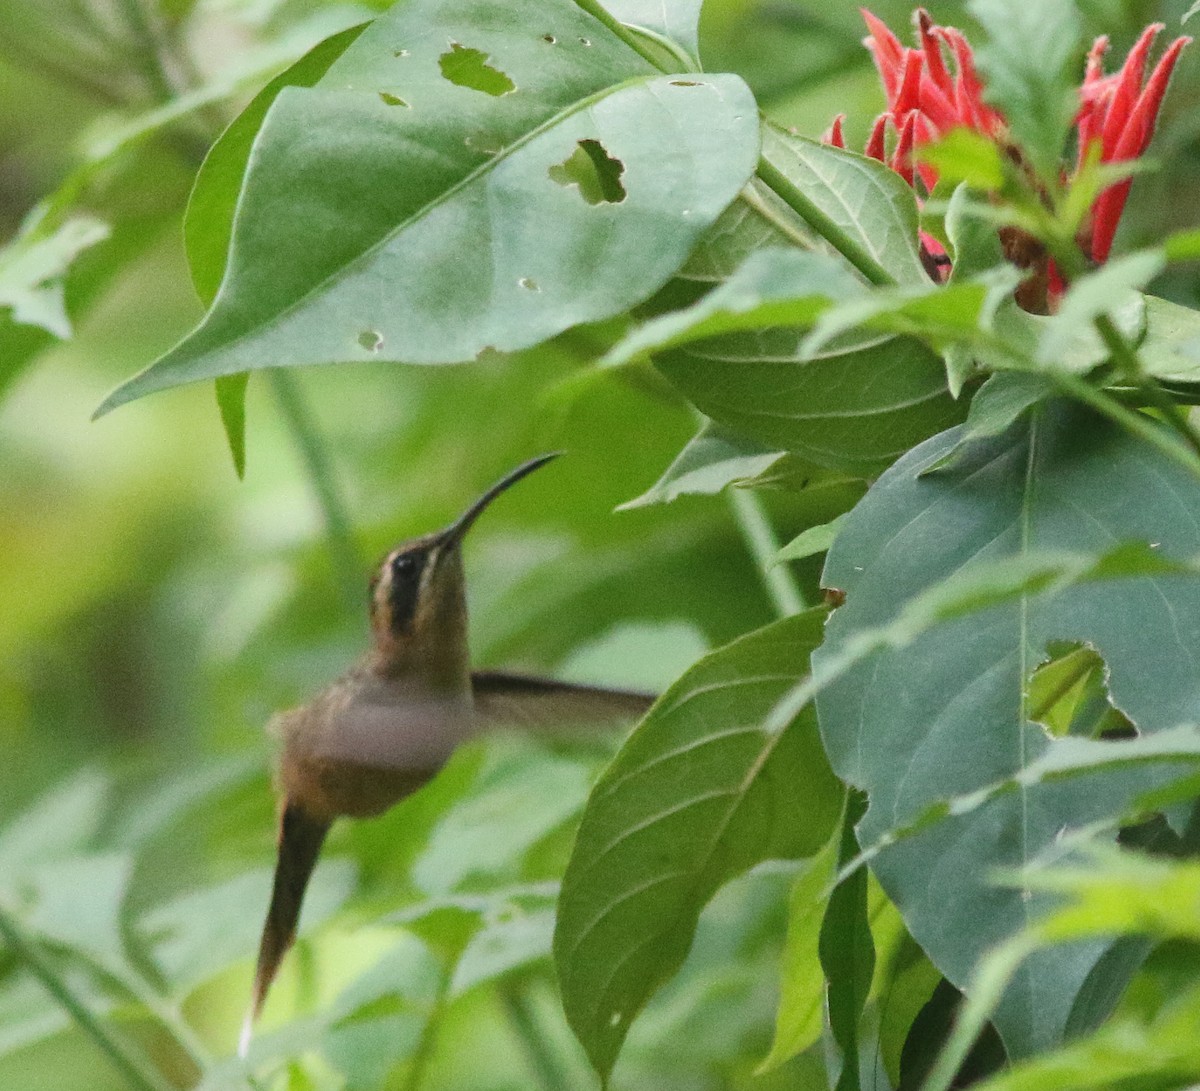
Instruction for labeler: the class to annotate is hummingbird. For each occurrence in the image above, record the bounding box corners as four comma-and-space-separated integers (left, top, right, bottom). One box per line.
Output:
241, 453, 652, 1052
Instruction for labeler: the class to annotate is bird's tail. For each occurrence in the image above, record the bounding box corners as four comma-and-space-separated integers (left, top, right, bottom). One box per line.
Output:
239, 802, 330, 1057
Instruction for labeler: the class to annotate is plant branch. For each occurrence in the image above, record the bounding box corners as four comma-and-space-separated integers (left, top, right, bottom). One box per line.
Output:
269, 371, 362, 610
405, 958, 453, 1091
755, 154, 895, 287
499, 983, 572, 1091
1093, 312, 1200, 462
728, 487, 807, 617
0, 907, 174, 1091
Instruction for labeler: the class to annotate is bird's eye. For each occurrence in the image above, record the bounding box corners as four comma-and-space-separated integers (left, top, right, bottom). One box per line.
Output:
387, 550, 425, 632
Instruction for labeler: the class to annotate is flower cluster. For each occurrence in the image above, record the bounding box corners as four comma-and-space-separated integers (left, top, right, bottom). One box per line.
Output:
826, 8, 1189, 299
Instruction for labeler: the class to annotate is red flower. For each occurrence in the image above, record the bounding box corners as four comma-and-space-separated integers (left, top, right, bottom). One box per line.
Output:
827, 9, 1189, 282
1078, 25, 1190, 262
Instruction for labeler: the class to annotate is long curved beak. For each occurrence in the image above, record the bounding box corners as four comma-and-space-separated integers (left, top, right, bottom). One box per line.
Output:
438, 452, 561, 549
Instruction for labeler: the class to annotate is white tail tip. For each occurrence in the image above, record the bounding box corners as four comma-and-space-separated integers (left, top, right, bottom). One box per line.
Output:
237, 1009, 255, 1060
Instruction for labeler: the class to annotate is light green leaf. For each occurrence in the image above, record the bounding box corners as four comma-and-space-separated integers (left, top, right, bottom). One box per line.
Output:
0, 214, 109, 340
603, 0, 702, 63
1141, 294, 1200, 385
968, 0, 1081, 180
603, 248, 863, 369
98, 0, 760, 413
1037, 251, 1165, 365
757, 126, 928, 287
775, 515, 845, 563
184, 21, 369, 308
758, 833, 839, 1072
618, 418, 784, 508
814, 400, 1200, 1057
554, 609, 845, 1082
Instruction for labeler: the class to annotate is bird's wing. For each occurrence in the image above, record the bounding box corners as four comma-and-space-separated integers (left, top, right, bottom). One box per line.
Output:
470, 670, 654, 734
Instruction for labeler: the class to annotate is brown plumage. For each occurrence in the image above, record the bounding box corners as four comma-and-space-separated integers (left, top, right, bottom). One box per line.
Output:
239, 455, 653, 1054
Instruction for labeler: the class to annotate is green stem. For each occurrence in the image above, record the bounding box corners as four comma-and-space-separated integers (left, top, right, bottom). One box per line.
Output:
0, 907, 175, 1091
268, 371, 362, 610
499, 983, 570, 1091
1046, 368, 1200, 482
728, 487, 807, 617
1093, 312, 1200, 461
405, 960, 453, 1091
755, 154, 896, 287
115, 0, 177, 102
570, 0, 666, 69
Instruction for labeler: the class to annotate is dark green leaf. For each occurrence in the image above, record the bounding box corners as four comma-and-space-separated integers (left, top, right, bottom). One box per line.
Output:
815, 400, 1200, 1056
554, 609, 845, 1082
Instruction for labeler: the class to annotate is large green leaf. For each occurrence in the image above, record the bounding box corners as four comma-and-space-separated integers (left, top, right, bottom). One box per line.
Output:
97, 0, 759, 413
814, 401, 1200, 1057
554, 609, 844, 1083
655, 327, 962, 477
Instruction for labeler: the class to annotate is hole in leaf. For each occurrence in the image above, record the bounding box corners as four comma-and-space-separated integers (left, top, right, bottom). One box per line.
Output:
669, 80, 701, 86
379, 92, 409, 107
1027, 641, 1134, 740
548, 139, 626, 205
541, 34, 557, 44
438, 42, 516, 96
358, 330, 384, 352
518, 277, 539, 291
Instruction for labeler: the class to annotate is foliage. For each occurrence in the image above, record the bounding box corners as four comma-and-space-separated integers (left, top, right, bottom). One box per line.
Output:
5, 1, 1200, 1090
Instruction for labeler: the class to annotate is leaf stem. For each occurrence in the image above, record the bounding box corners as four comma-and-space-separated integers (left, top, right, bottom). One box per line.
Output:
570, 0, 667, 69
0, 906, 175, 1091
405, 959, 453, 1091
1093, 312, 1200, 462
268, 371, 362, 609
755, 154, 896, 287
728, 487, 807, 617
499, 982, 572, 1091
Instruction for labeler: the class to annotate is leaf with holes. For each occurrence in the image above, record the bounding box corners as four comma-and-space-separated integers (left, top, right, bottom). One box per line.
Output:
813, 399, 1200, 1058
554, 609, 844, 1083
96, 0, 759, 413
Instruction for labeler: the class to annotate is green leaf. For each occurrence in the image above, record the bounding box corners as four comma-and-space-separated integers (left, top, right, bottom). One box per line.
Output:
554, 609, 845, 1083
920, 371, 1057, 476
184, 22, 369, 308
757, 126, 928, 287
603, 248, 864, 369
617, 418, 784, 509
814, 400, 1200, 1057
215, 373, 249, 478
776, 515, 845, 563
967, 0, 1081, 180
757, 833, 839, 1072
0, 213, 109, 340
1140, 294, 1200, 386
921, 131, 1006, 193
98, 0, 760, 413
1037, 252, 1165, 365
655, 328, 963, 477
820, 793, 874, 1091
603, 0, 702, 64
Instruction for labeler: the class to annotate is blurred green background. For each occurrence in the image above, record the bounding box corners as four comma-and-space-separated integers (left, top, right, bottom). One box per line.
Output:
1, 0, 1198, 1087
